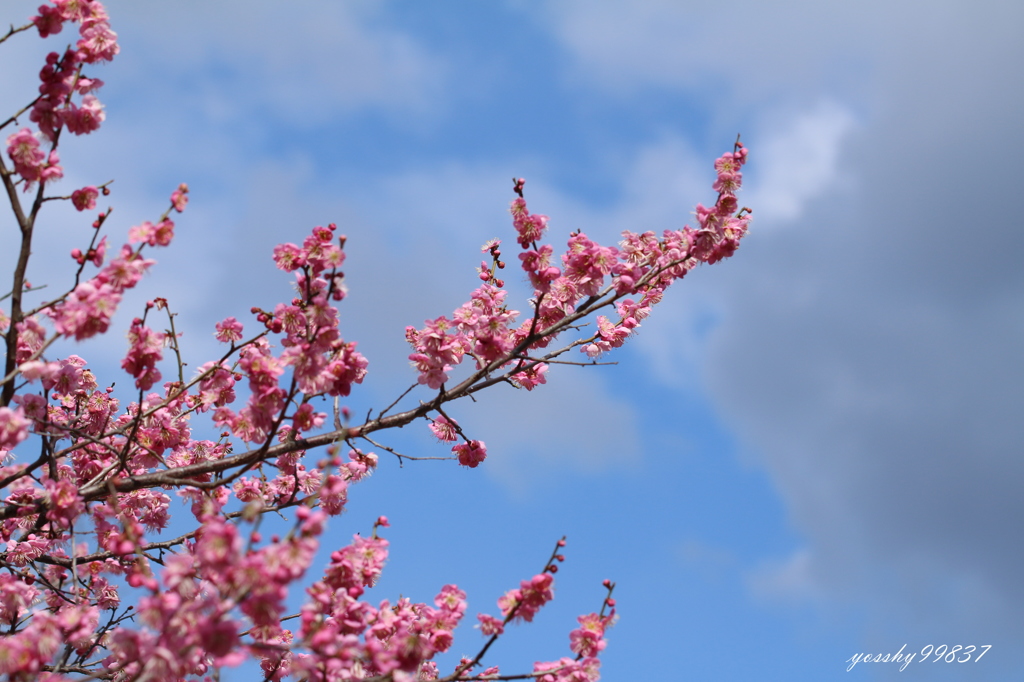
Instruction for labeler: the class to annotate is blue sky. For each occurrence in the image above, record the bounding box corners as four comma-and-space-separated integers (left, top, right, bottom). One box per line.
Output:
3, 1, 1023, 680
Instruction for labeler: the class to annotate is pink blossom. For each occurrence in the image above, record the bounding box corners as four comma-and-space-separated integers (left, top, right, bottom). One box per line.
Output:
30, 49, 78, 140
18, 359, 61, 387
63, 93, 105, 134
477, 613, 505, 636
0, 573, 39, 622
76, 19, 119, 63
233, 477, 264, 505
52, 354, 95, 395
48, 279, 122, 340
71, 185, 99, 210
31, 4, 65, 37
272, 243, 304, 271
44, 477, 85, 527
170, 183, 188, 212
533, 657, 600, 682
6, 128, 46, 186
76, 75, 104, 94
323, 534, 390, 591
322, 343, 368, 397
452, 439, 486, 468
273, 303, 308, 336
428, 415, 458, 442
127, 219, 173, 247
568, 612, 610, 658
510, 196, 549, 247
121, 319, 164, 390
15, 317, 46, 364
562, 233, 618, 297
13, 393, 47, 426
435, 584, 467, 615
511, 363, 548, 391
0, 407, 30, 451
292, 402, 325, 433
194, 516, 242, 573
192, 360, 235, 409
97, 244, 155, 290
39, 149, 63, 184
580, 315, 632, 359
499, 573, 554, 623
319, 474, 348, 515
519, 572, 555, 618
0, 610, 62, 674
712, 171, 742, 194
519, 244, 560, 291
52, 0, 104, 23
4, 535, 50, 567
214, 316, 244, 343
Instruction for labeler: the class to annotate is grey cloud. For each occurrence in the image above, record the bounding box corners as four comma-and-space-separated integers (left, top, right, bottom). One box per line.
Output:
535, 0, 1024, 663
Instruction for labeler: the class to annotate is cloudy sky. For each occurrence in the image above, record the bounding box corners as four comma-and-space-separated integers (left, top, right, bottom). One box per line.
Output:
3, 1, 1023, 680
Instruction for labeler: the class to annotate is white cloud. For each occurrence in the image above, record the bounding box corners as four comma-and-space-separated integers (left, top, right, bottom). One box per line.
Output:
535, 0, 876, 98
743, 101, 858, 225
530, 2, 1024, 664
103, 0, 445, 123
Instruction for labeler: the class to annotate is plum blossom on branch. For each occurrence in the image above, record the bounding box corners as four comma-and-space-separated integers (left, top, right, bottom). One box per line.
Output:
0, 1, 753, 680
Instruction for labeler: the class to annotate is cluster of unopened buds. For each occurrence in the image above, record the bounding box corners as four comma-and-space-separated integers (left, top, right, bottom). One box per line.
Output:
478, 239, 507, 288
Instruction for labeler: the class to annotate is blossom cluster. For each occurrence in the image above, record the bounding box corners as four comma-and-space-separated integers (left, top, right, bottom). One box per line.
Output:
206, 221, 368, 444
4, 0, 118, 194
407, 144, 750, 454
467, 545, 614, 682
0, 192, 619, 678
0, 1, 752, 679
5, 128, 62, 189
410, 144, 749, 371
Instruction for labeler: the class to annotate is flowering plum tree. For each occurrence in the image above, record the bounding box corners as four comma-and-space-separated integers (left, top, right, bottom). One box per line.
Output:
0, 2, 752, 681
